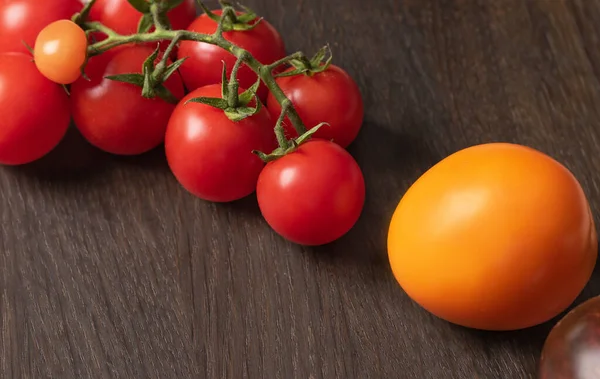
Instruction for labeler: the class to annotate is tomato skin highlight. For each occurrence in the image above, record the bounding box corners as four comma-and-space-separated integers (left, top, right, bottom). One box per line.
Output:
267, 65, 364, 148
70, 45, 185, 155
34, 20, 88, 84
177, 11, 286, 101
0, 0, 82, 54
0, 53, 70, 165
387, 142, 598, 331
256, 139, 365, 245
539, 296, 600, 379
165, 84, 277, 202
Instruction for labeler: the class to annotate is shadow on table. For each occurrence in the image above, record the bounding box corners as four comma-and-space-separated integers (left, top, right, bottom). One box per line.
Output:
309, 120, 444, 268
7, 124, 110, 181
8, 123, 169, 182
449, 240, 600, 363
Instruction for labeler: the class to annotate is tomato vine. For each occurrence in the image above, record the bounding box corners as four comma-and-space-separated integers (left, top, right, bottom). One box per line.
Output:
75, 0, 330, 143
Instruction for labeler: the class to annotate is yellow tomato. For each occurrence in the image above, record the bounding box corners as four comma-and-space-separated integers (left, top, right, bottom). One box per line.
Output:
387, 143, 597, 331
34, 20, 87, 84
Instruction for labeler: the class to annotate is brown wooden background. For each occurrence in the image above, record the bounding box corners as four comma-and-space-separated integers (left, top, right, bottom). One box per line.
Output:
3, 0, 600, 377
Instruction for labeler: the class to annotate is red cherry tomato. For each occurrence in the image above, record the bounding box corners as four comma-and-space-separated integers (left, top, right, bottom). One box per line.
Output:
0, 0, 82, 54
0, 53, 70, 165
177, 10, 286, 100
88, 0, 196, 35
70, 45, 185, 155
34, 20, 88, 84
267, 65, 364, 148
256, 139, 365, 245
87, 0, 196, 54
165, 84, 277, 202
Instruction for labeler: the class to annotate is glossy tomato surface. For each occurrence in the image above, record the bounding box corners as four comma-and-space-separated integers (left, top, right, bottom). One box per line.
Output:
0, 53, 70, 165
387, 143, 598, 331
88, 0, 196, 36
87, 0, 196, 55
165, 84, 277, 202
0, 0, 82, 54
71, 45, 185, 155
267, 65, 364, 148
177, 11, 286, 100
540, 296, 600, 379
256, 139, 365, 245
34, 20, 88, 84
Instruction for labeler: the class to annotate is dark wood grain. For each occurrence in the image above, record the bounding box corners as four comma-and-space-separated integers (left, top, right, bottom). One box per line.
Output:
3, 0, 600, 378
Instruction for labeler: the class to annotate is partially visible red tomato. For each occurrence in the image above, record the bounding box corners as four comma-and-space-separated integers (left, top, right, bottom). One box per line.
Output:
256, 139, 365, 245
0, 53, 70, 165
34, 20, 88, 84
267, 65, 364, 148
0, 0, 82, 54
70, 45, 185, 155
165, 84, 277, 202
88, 0, 196, 35
177, 10, 286, 100
87, 0, 196, 54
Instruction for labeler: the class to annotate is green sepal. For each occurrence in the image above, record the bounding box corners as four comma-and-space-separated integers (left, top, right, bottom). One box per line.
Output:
276, 45, 333, 78
142, 63, 154, 98
127, 0, 151, 13
106, 73, 178, 104
61, 84, 71, 96
185, 97, 229, 109
197, 1, 222, 23
160, 57, 187, 81
21, 40, 34, 56
166, 0, 186, 10
105, 73, 146, 87
238, 76, 261, 105
72, 0, 97, 25
296, 122, 327, 145
225, 107, 255, 122
253, 123, 326, 163
220, 63, 229, 99
79, 57, 91, 81
137, 13, 154, 33
197, 0, 262, 32
140, 47, 161, 98
224, 100, 262, 122
143, 45, 161, 75
154, 84, 180, 104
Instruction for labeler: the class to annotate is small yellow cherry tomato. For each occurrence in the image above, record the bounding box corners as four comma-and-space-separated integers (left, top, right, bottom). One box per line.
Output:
34, 19, 88, 84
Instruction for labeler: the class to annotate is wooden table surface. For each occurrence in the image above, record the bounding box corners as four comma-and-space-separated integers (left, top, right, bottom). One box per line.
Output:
3, 0, 600, 378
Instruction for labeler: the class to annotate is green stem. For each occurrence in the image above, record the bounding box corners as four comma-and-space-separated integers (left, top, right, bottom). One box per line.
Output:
227, 53, 246, 107
150, 3, 167, 31
85, 7, 307, 135
153, 32, 182, 80
275, 99, 292, 150
84, 22, 118, 38
266, 51, 305, 72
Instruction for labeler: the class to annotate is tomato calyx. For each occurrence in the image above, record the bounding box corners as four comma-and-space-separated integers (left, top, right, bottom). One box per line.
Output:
105, 45, 185, 103
72, 0, 97, 26
186, 54, 263, 121
253, 100, 327, 163
276, 45, 333, 78
197, 0, 262, 32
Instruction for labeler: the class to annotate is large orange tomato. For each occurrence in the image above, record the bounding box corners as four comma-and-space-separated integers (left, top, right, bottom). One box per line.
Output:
387, 143, 597, 331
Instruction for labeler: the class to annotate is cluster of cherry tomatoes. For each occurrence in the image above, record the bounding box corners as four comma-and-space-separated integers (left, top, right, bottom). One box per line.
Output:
5, 0, 598, 376
0, 0, 366, 246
